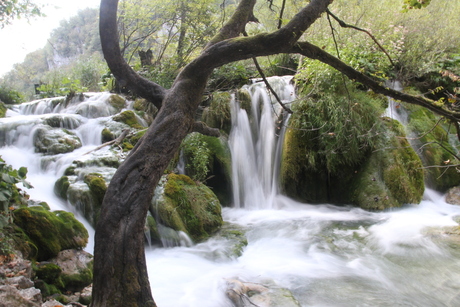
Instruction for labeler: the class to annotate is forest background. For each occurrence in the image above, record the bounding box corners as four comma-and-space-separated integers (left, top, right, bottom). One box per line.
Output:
0, 0, 459, 105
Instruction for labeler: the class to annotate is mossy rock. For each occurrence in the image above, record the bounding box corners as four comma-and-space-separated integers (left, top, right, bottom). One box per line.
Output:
181, 132, 232, 206
113, 110, 145, 129
13, 207, 88, 261
101, 128, 116, 143
153, 173, 223, 242
84, 173, 107, 206
108, 94, 126, 111
54, 176, 70, 200
61, 265, 93, 292
33, 126, 82, 155
202, 92, 232, 134
35, 262, 62, 285
280, 97, 424, 209
349, 119, 424, 209
407, 106, 460, 191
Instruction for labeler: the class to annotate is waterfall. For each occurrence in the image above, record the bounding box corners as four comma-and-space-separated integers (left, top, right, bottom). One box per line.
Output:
0, 92, 132, 253
229, 76, 294, 209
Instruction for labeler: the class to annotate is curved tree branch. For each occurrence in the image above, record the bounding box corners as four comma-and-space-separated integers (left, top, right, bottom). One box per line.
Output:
100, 0, 167, 109
291, 41, 460, 122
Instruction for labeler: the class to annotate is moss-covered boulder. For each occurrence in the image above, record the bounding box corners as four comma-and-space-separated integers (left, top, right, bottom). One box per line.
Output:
407, 106, 460, 191
12, 207, 88, 261
113, 110, 145, 130
51, 249, 93, 292
181, 132, 232, 205
0, 102, 7, 118
280, 88, 424, 209
33, 126, 82, 155
349, 119, 424, 210
108, 94, 126, 112
152, 173, 223, 242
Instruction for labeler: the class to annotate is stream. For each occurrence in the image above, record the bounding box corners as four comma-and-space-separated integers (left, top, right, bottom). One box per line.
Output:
1, 80, 460, 306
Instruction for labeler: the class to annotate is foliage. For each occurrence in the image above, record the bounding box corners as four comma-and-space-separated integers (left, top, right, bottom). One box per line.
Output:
289, 65, 386, 175
181, 133, 212, 182
0, 86, 24, 104
36, 77, 88, 98
402, 0, 431, 11
0, 157, 32, 229
0, 0, 43, 28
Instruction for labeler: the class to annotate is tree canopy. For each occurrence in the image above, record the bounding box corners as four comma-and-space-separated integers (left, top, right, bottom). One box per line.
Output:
0, 0, 43, 28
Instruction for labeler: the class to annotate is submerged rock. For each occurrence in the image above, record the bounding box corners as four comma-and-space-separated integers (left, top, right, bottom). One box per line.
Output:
446, 186, 460, 205
225, 278, 301, 307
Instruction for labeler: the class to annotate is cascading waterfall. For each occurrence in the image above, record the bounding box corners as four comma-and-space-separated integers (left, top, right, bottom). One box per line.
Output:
229, 76, 294, 209
0, 81, 460, 306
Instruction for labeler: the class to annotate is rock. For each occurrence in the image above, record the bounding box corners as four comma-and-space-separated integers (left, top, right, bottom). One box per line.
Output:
78, 285, 92, 305
4, 276, 34, 289
151, 173, 223, 243
12, 207, 88, 261
446, 186, 460, 205
33, 125, 82, 155
0, 285, 40, 307
19, 287, 42, 304
225, 278, 300, 307
51, 250, 93, 292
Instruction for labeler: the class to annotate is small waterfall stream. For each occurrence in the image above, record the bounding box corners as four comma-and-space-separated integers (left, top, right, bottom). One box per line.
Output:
0, 82, 460, 306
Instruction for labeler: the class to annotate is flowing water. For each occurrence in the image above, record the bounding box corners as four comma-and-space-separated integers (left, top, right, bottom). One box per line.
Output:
1, 82, 460, 306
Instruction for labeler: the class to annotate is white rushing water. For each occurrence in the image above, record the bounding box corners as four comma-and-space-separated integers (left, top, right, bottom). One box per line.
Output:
1, 84, 460, 306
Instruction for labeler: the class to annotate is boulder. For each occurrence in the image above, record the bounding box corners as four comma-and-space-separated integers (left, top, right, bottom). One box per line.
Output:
51, 249, 93, 292
12, 207, 88, 261
446, 186, 460, 205
33, 125, 82, 155
0, 285, 41, 307
151, 173, 223, 242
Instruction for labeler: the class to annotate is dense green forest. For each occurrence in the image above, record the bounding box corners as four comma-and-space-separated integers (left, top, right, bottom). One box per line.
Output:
0, 0, 459, 104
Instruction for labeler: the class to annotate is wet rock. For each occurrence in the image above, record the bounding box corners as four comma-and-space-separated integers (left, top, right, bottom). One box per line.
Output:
33, 125, 82, 155
446, 186, 460, 205
225, 278, 300, 307
151, 173, 223, 242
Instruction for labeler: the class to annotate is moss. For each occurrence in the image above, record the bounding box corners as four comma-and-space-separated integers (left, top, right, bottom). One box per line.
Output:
113, 110, 144, 129
34, 279, 61, 297
54, 176, 70, 200
349, 119, 424, 209
83, 173, 107, 224
202, 92, 232, 133
63, 166, 76, 176
237, 88, 252, 114
35, 263, 62, 284
101, 128, 116, 143
13, 206, 88, 261
156, 173, 223, 242
0, 102, 7, 118
181, 133, 232, 205
407, 106, 460, 191
61, 263, 93, 292
108, 94, 126, 111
